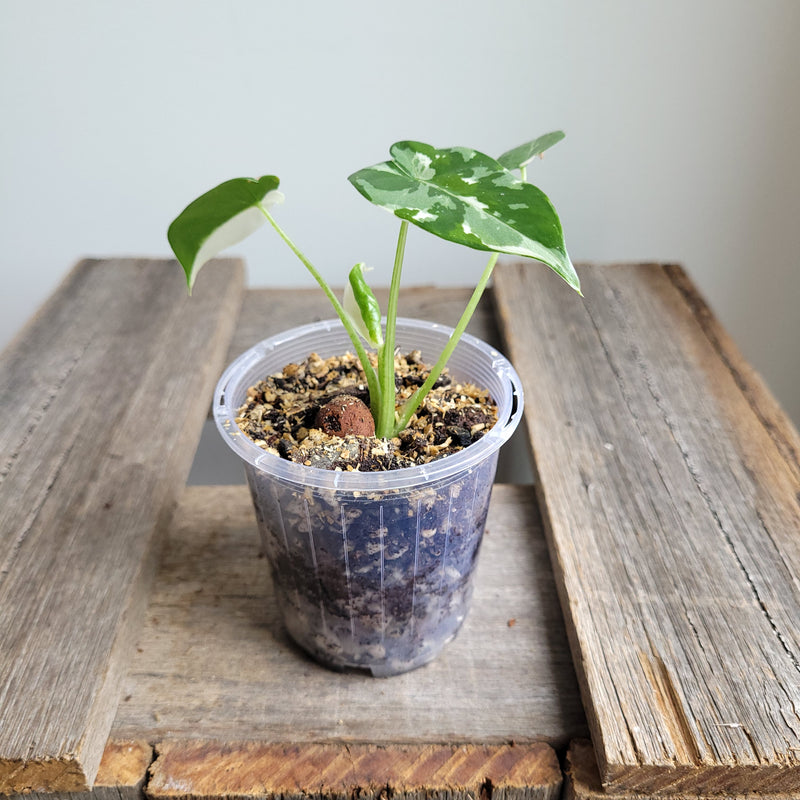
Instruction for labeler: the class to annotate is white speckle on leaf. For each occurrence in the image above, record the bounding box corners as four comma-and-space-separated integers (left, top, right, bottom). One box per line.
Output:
463, 196, 489, 212
411, 153, 435, 179
462, 221, 472, 234
462, 176, 478, 185
509, 203, 527, 210
469, 166, 494, 180
413, 209, 438, 222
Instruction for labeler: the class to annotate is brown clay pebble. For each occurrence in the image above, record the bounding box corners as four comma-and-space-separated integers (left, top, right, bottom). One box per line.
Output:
315, 395, 375, 438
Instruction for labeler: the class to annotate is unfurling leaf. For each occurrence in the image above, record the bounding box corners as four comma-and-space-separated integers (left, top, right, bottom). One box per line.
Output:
497, 131, 566, 172
168, 176, 284, 293
348, 141, 579, 292
344, 263, 383, 347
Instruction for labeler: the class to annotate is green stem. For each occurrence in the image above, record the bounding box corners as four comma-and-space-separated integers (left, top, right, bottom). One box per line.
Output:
520, 164, 527, 182
258, 204, 381, 411
394, 251, 500, 435
375, 220, 409, 438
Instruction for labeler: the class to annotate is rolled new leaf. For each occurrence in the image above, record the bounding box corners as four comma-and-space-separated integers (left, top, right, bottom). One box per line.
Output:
348, 141, 579, 292
168, 176, 284, 293
343, 263, 384, 347
497, 131, 565, 172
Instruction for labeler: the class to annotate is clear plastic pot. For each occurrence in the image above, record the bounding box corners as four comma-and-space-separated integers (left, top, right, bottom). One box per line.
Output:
214, 318, 524, 676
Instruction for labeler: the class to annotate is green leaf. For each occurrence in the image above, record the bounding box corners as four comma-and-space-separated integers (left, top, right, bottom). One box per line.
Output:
497, 131, 565, 172
348, 141, 579, 291
167, 176, 283, 293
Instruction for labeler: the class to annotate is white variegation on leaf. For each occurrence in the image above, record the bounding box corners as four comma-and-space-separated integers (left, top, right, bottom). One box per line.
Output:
348, 141, 580, 292
190, 204, 268, 284
168, 176, 283, 293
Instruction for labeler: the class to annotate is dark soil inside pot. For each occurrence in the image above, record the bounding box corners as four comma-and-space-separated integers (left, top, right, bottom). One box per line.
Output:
235, 349, 498, 472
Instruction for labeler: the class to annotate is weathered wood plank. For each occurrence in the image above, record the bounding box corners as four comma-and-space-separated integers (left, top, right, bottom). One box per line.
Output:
664, 263, 800, 485
148, 741, 563, 800
111, 484, 587, 747
225, 285, 501, 364
564, 739, 799, 800
0, 259, 244, 792
4, 741, 151, 800
493, 262, 800, 794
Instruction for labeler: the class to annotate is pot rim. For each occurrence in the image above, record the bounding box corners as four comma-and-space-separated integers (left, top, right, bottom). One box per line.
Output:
213, 317, 524, 491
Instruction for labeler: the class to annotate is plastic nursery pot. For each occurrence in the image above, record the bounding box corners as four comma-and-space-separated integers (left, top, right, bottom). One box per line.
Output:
214, 318, 524, 677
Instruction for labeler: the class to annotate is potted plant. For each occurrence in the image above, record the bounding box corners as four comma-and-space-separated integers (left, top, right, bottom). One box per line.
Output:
168, 133, 581, 676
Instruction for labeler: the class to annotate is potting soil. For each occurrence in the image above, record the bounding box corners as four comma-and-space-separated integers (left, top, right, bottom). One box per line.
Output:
235, 350, 498, 471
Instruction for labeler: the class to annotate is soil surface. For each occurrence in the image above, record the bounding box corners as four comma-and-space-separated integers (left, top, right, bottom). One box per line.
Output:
235, 350, 498, 471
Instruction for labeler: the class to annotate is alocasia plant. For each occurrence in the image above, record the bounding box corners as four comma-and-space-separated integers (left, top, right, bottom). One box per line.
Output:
167, 133, 580, 438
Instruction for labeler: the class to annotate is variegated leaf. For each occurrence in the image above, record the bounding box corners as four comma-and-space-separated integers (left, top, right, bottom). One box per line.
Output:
168, 176, 283, 293
348, 141, 578, 291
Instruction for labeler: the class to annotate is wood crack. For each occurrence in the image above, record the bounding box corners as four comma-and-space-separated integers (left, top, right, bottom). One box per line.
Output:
0, 312, 96, 484
0, 436, 77, 584
598, 270, 800, 683
750, 510, 800, 675
0, 339, 88, 585
637, 649, 703, 766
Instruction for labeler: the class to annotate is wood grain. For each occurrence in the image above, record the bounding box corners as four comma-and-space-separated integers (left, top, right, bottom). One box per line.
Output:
564, 739, 799, 800
663, 263, 800, 485
92, 741, 152, 800
111, 484, 587, 747
493, 262, 800, 794
148, 741, 562, 800
3, 741, 152, 800
0, 259, 244, 792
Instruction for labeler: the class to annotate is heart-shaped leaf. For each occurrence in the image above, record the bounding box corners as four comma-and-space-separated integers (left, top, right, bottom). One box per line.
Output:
168, 176, 283, 292
497, 131, 565, 171
348, 141, 579, 291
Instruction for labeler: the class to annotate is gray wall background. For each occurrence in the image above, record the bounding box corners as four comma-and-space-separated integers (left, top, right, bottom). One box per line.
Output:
2, 1, 799, 425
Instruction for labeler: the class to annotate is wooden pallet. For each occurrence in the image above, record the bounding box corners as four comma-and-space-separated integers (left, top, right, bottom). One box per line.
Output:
2, 259, 799, 799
